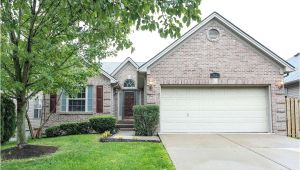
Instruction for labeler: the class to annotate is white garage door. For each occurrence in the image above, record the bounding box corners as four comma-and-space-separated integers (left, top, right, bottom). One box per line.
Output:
160, 87, 269, 133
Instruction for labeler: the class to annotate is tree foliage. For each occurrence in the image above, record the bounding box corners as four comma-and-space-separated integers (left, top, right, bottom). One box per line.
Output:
0, 0, 201, 145
1, 95, 17, 144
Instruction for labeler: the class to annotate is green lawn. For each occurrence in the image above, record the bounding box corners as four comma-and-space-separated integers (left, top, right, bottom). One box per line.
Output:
1, 134, 175, 170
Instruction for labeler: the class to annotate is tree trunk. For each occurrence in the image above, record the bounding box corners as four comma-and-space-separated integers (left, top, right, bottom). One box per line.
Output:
16, 93, 28, 148
26, 112, 34, 139
36, 93, 46, 138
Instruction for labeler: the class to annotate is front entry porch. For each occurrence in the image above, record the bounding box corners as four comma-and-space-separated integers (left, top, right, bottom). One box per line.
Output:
116, 89, 142, 121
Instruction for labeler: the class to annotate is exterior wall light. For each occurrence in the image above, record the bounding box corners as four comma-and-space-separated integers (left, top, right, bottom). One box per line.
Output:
147, 80, 155, 90
275, 81, 284, 89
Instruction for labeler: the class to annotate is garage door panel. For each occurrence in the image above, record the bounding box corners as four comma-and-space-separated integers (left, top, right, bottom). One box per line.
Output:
161, 99, 187, 107
187, 96, 266, 103
189, 111, 267, 117
188, 117, 267, 123
187, 105, 266, 111
160, 87, 269, 133
162, 88, 187, 97
161, 111, 187, 118
187, 123, 267, 132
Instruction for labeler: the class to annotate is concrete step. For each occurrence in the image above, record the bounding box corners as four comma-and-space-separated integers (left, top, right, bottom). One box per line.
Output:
119, 128, 134, 131
116, 123, 134, 128
117, 119, 134, 124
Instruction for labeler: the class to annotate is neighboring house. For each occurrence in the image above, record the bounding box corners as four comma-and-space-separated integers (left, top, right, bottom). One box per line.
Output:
27, 92, 44, 128
28, 12, 294, 135
285, 53, 300, 98
14, 92, 44, 135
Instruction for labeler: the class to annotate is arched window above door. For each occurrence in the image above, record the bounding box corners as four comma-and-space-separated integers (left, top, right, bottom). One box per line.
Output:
124, 79, 135, 87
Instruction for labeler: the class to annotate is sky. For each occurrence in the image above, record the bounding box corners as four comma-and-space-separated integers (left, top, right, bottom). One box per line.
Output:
103, 0, 300, 62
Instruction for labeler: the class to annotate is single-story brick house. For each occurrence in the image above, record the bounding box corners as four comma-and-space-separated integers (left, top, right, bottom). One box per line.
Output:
29, 12, 294, 135
284, 53, 299, 98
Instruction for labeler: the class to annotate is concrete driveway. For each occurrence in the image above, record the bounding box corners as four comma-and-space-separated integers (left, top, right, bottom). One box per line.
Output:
160, 134, 300, 170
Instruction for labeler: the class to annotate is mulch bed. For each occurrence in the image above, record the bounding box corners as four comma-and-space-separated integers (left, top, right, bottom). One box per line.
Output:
1, 145, 58, 160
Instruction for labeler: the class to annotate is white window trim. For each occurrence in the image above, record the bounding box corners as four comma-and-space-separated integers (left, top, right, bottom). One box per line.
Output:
66, 87, 88, 112
34, 109, 42, 119
85, 87, 88, 112
34, 98, 42, 119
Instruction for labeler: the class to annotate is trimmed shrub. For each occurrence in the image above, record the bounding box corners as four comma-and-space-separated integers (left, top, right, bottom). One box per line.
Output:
45, 126, 62, 137
77, 122, 91, 134
59, 123, 79, 135
133, 105, 159, 136
89, 116, 116, 133
45, 121, 92, 137
1, 95, 16, 144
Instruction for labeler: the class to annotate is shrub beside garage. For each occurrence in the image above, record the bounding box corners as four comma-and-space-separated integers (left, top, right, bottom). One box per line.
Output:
133, 105, 159, 136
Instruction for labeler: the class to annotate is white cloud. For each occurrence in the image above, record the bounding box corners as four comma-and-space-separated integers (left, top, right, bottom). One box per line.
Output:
103, 0, 300, 62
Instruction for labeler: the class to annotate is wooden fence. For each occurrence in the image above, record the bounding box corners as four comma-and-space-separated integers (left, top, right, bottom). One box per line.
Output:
286, 97, 300, 137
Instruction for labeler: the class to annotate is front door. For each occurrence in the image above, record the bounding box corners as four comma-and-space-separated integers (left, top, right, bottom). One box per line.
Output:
124, 92, 135, 118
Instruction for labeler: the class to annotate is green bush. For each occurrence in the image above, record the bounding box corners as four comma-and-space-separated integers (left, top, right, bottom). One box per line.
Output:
89, 116, 116, 133
77, 122, 91, 134
1, 95, 16, 144
45, 121, 92, 137
133, 105, 159, 136
45, 126, 62, 137
59, 123, 79, 135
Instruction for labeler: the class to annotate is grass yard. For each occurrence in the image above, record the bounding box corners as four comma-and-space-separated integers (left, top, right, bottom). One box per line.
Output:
1, 134, 175, 170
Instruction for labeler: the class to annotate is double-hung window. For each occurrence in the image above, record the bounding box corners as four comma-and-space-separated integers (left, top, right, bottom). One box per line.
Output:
61, 86, 93, 112
34, 97, 42, 118
68, 88, 86, 112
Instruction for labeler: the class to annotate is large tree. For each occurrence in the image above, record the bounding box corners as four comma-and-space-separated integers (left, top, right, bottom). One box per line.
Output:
1, 0, 201, 147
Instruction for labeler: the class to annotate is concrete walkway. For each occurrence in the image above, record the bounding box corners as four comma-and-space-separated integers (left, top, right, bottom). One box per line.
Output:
107, 131, 160, 142
160, 134, 300, 170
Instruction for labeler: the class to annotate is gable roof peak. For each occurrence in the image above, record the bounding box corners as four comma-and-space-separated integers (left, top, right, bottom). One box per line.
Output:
100, 69, 117, 83
139, 12, 294, 72
111, 57, 139, 76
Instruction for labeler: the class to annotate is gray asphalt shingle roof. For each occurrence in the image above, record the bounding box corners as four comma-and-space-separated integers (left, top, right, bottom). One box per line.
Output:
101, 61, 144, 74
285, 53, 300, 83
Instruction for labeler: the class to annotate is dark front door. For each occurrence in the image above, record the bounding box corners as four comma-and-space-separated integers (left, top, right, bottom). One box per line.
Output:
124, 92, 135, 118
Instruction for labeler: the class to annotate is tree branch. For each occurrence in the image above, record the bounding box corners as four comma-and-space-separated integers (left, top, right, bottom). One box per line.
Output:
25, 101, 34, 139
2, 92, 17, 99
32, 1, 60, 36
26, 48, 77, 88
9, 36, 22, 82
2, 62, 16, 80
22, 0, 38, 87
26, 90, 41, 100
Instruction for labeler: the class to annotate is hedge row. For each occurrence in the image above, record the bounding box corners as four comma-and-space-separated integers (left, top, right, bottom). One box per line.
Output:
45, 116, 116, 137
